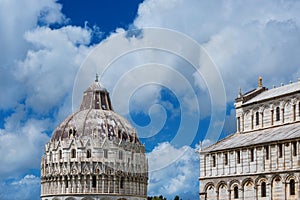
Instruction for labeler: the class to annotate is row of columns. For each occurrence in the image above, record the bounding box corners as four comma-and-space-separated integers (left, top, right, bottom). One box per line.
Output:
202, 178, 300, 200
41, 175, 147, 197
202, 141, 299, 177
237, 102, 300, 133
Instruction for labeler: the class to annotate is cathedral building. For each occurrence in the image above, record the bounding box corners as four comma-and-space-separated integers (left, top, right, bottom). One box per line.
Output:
40, 77, 148, 200
199, 77, 300, 200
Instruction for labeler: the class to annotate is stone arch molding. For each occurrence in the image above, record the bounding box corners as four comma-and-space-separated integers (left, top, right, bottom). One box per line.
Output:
255, 175, 269, 185
242, 178, 254, 187
82, 197, 95, 200
285, 173, 298, 183
216, 180, 228, 191
100, 198, 112, 200
229, 179, 240, 189
204, 182, 215, 191
65, 198, 77, 200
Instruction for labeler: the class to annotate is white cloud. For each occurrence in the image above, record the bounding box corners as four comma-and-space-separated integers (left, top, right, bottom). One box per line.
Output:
147, 142, 199, 199
16, 25, 92, 114
0, 0, 65, 66
135, 0, 300, 100
0, 174, 40, 200
0, 114, 50, 178
11, 174, 40, 186
0, 0, 94, 182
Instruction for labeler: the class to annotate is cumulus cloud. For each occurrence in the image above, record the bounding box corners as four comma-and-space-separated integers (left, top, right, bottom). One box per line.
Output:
0, 111, 50, 178
0, 174, 40, 200
147, 142, 199, 199
11, 174, 40, 186
0, 0, 65, 67
135, 0, 300, 102
0, 1, 95, 198
16, 25, 92, 114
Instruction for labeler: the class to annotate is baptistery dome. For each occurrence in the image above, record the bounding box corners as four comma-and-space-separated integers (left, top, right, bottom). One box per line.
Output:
41, 77, 148, 200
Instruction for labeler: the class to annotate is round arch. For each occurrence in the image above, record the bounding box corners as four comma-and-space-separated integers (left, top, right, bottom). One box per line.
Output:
229, 179, 240, 189
284, 173, 298, 183
65, 198, 77, 200
255, 175, 269, 185
242, 178, 254, 187
216, 181, 227, 191
82, 197, 95, 200
204, 182, 215, 191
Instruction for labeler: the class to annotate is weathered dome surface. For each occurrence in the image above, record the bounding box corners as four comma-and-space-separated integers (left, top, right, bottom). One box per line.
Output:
52, 77, 140, 144
51, 109, 140, 143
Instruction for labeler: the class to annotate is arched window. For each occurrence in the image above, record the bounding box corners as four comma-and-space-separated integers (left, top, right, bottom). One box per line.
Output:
265, 145, 269, 160
212, 155, 216, 167
101, 92, 107, 110
65, 175, 68, 188
237, 117, 241, 132
120, 177, 125, 189
237, 150, 241, 164
92, 175, 96, 188
234, 186, 239, 198
224, 153, 228, 165
276, 107, 280, 121
87, 149, 91, 158
250, 148, 254, 162
278, 144, 283, 158
256, 112, 259, 125
261, 182, 266, 197
59, 150, 62, 160
292, 142, 297, 156
290, 179, 295, 195
95, 91, 100, 109
71, 149, 76, 158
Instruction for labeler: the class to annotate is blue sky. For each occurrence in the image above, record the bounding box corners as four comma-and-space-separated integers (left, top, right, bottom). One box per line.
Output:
1, 0, 300, 199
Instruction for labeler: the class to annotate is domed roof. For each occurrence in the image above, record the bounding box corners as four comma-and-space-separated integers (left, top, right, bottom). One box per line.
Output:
51, 77, 140, 144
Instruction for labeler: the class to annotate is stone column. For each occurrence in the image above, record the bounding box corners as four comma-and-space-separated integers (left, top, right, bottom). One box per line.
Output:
270, 145, 272, 171
108, 176, 111, 193
242, 114, 245, 132
62, 176, 66, 194
298, 178, 300, 200
222, 153, 225, 175
290, 142, 293, 169
83, 175, 87, 193
240, 188, 244, 200
261, 112, 263, 128
96, 175, 100, 193
283, 144, 286, 170
78, 175, 82, 193
276, 144, 279, 170
89, 175, 92, 192
247, 149, 250, 173
253, 185, 257, 200
228, 189, 231, 200
284, 181, 287, 200
254, 148, 257, 173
